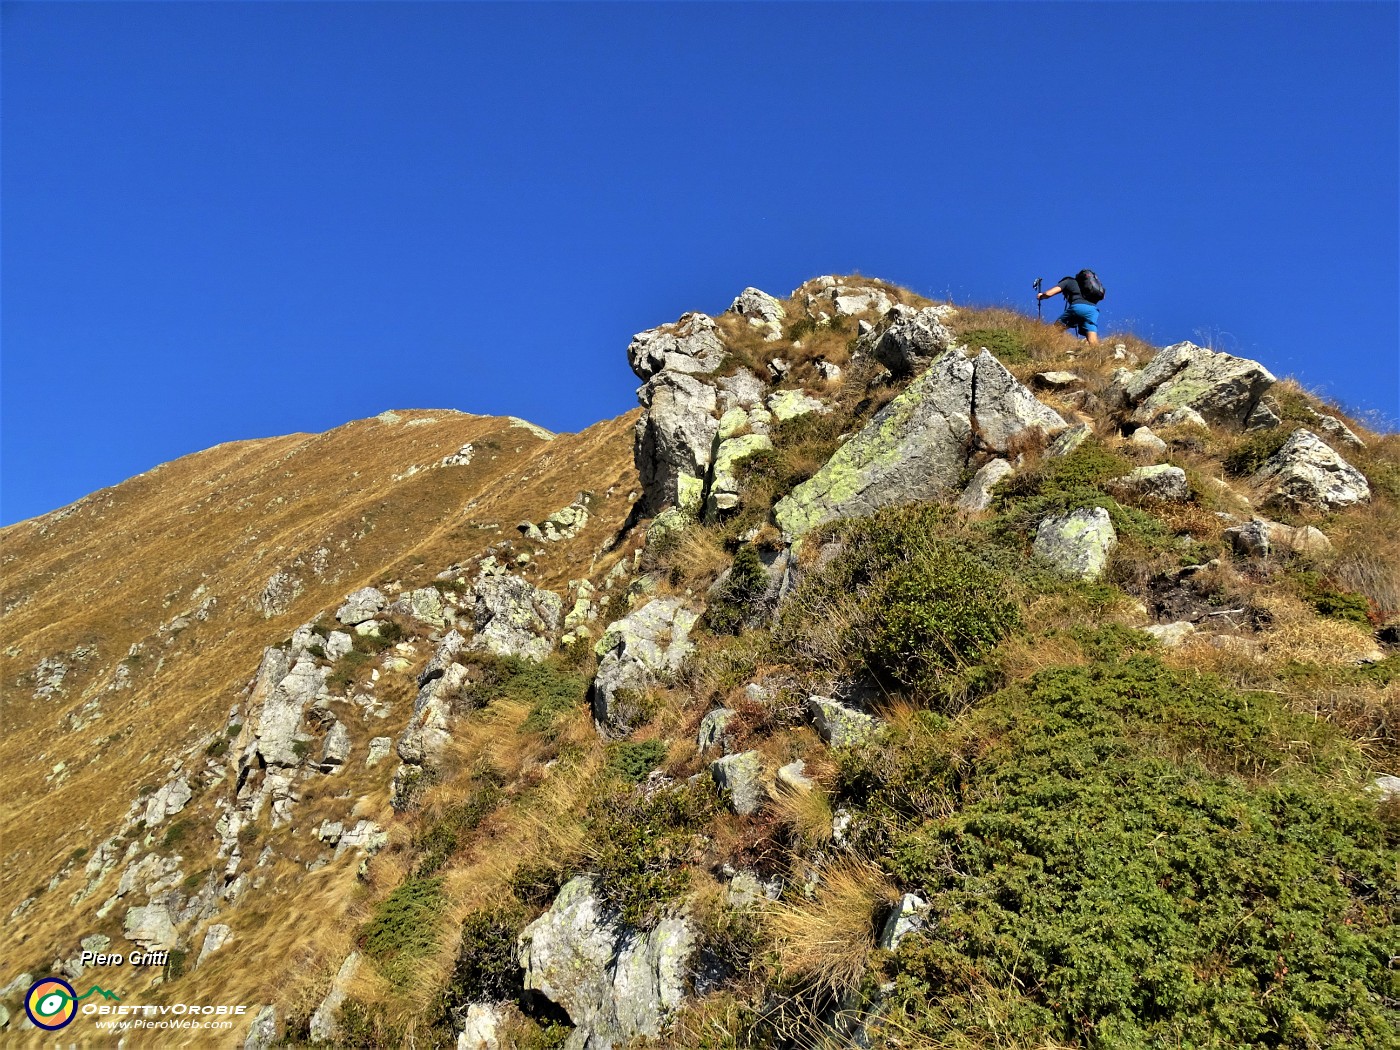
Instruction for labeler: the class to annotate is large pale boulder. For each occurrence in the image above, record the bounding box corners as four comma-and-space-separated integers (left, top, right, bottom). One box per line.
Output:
957, 458, 1015, 512
518, 877, 694, 1050
1123, 341, 1276, 426
634, 371, 720, 516
1033, 507, 1117, 580
143, 776, 192, 826
707, 433, 773, 514
1250, 429, 1370, 511
774, 349, 1065, 540
1224, 517, 1332, 558
628, 313, 726, 381
727, 288, 786, 340
591, 599, 698, 737
470, 575, 562, 661
865, 304, 958, 377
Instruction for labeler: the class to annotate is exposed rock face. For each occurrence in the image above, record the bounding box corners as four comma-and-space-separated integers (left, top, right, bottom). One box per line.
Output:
1107, 464, 1191, 502
862, 304, 957, 377
518, 877, 694, 1050
808, 696, 880, 748
1250, 429, 1370, 511
711, 751, 766, 815
1224, 517, 1332, 558
1122, 341, 1276, 426
457, 1003, 505, 1050
248, 651, 329, 767
243, 1005, 278, 1050
336, 587, 387, 626
309, 952, 361, 1044
727, 287, 786, 340
1033, 507, 1117, 580
390, 587, 447, 628
774, 349, 1065, 540
634, 371, 720, 516
804, 277, 895, 319
957, 458, 1015, 512
628, 313, 726, 382
470, 575, 562, 661
143, 776, 192, 826
123, 903, 176, 950
591, 599, 698, 737
196, 923, 233, 968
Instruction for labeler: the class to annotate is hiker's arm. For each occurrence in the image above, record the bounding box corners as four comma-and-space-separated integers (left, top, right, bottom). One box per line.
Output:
1038, 285, 1063, 300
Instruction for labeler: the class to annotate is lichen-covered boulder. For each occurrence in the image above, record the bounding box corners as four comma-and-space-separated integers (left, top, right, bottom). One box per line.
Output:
711, 750, 766, 815
865, 304, 958, 377
766, 389, 828, 423
1033, 507, 1117, 580
1107, 464, 1190, 502
1123, 341, 1276, 426
628, 312, 726, 381
634, 371, 720, 516
774, 349, 1065, 540
697, 708, 737, 751
706, 433, 773, 514
390, 587, 447, 628
591, 598, 699, 737
807, 696, 881, 748
518, 877, 693, 1050
1250, 429, 1370, 511
470, 575, 562, 661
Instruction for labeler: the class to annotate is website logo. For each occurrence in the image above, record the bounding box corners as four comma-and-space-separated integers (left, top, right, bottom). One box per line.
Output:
25, 977, 121, 1030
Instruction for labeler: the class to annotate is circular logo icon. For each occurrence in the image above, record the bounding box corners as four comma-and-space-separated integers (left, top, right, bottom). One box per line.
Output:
26, 977, 78, 1030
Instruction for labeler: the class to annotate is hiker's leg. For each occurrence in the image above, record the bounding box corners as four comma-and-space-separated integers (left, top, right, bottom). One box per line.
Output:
1078, 304, 1100, 345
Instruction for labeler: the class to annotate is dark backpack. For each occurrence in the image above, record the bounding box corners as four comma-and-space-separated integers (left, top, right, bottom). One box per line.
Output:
1076, 269, 1105, 303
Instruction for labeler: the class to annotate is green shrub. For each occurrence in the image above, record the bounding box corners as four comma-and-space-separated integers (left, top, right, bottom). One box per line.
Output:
162, 948, 188, 983
586, 783, 716, 928
337, 998, 406, 1048
290, 740, 311, 760
707, 546, 770, 635
204, 737, 228, 759
306, 642, 326, 659
1293, 570, 1373, 626
162, 819, 191, 849
441, 903, 528, 1015
605, 739, 669, 783
457, 654, 588, 736
843, 656, 1397, 1047
226, 722, 242, 738
359, 877, 446, 982
509, 860, 566, 908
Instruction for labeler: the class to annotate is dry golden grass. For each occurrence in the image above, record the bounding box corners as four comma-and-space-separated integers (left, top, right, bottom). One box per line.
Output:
766, 856, 899, 998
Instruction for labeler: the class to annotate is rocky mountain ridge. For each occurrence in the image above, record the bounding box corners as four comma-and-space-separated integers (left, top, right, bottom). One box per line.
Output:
1, 274, 1396, 1048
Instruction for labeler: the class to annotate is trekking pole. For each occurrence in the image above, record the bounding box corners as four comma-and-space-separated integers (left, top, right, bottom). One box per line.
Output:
1033, 277, 1043, 320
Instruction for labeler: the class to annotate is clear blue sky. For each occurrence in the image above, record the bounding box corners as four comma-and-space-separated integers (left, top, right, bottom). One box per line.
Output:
3, 1, 1397, 526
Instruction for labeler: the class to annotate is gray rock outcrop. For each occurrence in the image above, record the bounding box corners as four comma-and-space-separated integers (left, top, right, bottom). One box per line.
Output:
247, 651, 329, 767
774, 349, 1065, 540
123, 903, 176, 951
635, 371, 720, 515
518, 877, 694, 1050
865, 304, 958, 377
335, 587, 387, 626
1033, 507, 1117, 580
628, 312, 726, 382
470, 575, 563, 661
243, 1005, 278, 1050
878, 893, 929, 951
1122, 341, 1276, 426
727, 287, 786, 340
591, 598, 698, 737
143, 776, 192, 826
697, 708, 737, 751
1250, 429, 1370, 510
